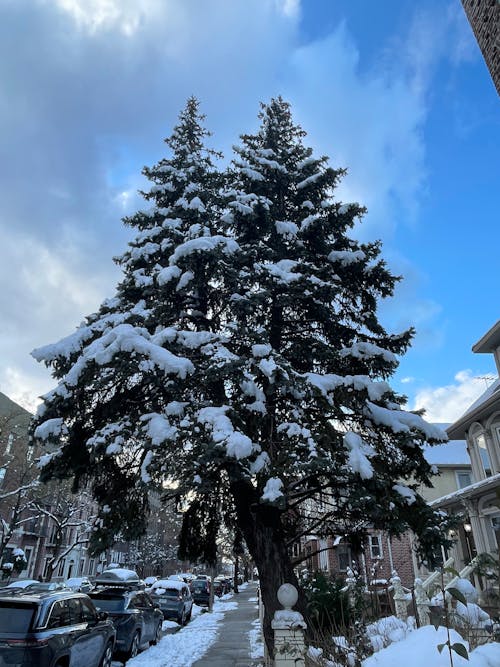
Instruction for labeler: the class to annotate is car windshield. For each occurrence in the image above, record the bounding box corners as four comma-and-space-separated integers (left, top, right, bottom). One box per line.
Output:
0, 603, 35, 633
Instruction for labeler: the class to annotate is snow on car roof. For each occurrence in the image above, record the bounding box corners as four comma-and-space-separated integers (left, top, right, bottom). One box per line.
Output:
95, 568, 140, 582
152, 579, 185, 590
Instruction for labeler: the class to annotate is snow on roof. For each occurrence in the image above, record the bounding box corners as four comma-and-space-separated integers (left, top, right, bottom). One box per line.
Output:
430, 472, 500, 506
420, 423, 469, 466
462, 378, 500, 418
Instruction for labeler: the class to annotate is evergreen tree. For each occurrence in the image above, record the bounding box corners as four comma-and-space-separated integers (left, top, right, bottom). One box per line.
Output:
32, 98, 236, 555
33, 97, 452, 655
191, 98, 452, 648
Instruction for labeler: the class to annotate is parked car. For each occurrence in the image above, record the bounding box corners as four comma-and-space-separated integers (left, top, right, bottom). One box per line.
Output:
94, 568, 141, 587
149, 579, 193, 624
216, 575, 232, 591
5, 579, 38, 589
89, 587, 163, 660
144, 576, 158, 589
190, 577, 211, 606
214, 576, 231, 595
0, 588, 115, 667
168, 572, 196, 584
65, 576, 93, 593
23, 582, 70, 593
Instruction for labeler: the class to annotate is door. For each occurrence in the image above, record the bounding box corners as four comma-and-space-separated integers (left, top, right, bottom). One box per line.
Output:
70, 597, 107, 667
134, 593, 155, 641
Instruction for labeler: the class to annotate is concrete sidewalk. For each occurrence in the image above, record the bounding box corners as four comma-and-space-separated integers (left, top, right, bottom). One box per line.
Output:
192, 581, 261, 667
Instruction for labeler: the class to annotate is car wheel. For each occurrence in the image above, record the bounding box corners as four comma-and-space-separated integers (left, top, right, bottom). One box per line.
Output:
185, 608, 192, 622
128, 631, 141, 659
99, 642, 113, 667
177, 610, 185, 625
151, 621, 162, 646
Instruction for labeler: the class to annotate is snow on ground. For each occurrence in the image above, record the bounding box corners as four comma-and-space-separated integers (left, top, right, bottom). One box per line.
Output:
362, 625, 500, 667
248, 617, 265, 661
124, 597, 238, 667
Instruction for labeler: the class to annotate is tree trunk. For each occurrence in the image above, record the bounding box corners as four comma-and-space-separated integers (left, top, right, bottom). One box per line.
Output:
233, 555, 239, 594
230, 478, 307, 657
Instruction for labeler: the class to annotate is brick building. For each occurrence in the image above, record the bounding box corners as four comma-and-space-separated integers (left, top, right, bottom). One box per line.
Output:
461, 0, 500, 95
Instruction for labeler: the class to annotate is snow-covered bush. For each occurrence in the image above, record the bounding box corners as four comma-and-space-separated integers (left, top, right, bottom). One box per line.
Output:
365, 615, 416, 652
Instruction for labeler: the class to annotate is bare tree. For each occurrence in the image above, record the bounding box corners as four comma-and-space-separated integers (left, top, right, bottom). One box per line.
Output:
29, 485, 97, 581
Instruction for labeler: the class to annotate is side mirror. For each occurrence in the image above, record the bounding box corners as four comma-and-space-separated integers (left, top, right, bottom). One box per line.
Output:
97, 611, 108, 622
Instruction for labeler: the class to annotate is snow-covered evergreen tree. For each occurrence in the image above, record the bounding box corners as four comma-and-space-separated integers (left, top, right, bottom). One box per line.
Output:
32, 98, 237, 552
193, 98, 452, 647
33, 97, 452, 654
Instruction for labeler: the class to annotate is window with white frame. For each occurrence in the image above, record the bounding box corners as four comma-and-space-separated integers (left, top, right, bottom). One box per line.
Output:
43, 557, 51, 579
337, 544, 351, 572
475, 434, 492, 477
23, 547, 33, 574
369, 534, 383, 559
456, 471, 472, 489
57, 558, 66, 578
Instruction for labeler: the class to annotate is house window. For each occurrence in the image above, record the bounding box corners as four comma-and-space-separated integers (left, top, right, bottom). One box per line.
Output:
476, 434, 492, 477
492, 517, 500, 550
43, 557, 52, 579
456, 471, 472, 489
79, 558, 85, 575
57, 558, 66, 578
88, 558, 95, 576
369, 534, 383, 559
337, 544, 352, 572
23, 548, 33, 574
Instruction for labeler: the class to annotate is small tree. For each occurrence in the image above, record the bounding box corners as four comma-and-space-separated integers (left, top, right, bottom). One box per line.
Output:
29, 485, 97, 581
0, 400, 40, 563
32, 98, 453, 655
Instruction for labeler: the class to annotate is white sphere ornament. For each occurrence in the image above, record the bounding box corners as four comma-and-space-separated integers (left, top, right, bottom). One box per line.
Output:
277, 583, 298, 610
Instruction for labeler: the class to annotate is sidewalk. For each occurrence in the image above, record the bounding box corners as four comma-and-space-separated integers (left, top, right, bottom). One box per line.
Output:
192, 581, 261, 667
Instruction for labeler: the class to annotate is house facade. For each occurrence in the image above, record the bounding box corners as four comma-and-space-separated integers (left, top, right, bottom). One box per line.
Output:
421, 320, 500, 593
1, 391, 186, 582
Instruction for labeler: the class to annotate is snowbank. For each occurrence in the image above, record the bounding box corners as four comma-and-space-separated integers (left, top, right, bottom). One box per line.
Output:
362, 626, 499, 667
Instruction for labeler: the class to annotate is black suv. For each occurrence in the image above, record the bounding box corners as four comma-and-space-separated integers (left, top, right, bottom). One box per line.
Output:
89, 587, 163, 660
0, 589, 115, 667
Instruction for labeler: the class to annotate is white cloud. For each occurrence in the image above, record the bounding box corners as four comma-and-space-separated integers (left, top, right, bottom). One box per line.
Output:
0, 0, 476, 410
413, 370, 497, 423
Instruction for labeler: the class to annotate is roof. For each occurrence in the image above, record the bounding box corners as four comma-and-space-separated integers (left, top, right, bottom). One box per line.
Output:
94, 568, 140, 584
421, 423, 470, 466
472, 320, 500, 353
447, 379, 500, 439
423, 440, 470, 466
151, 579, 186, 591
429, 472, 500, 508
0, 590, 83, 603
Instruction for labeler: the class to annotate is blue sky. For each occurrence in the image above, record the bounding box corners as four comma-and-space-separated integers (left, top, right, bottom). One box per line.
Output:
0, 0, 498, 422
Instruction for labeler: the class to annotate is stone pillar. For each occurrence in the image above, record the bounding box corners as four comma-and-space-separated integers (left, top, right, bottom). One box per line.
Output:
414, 577, 430, 626
390, 571, 408, 621
272, 583, 307, 667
